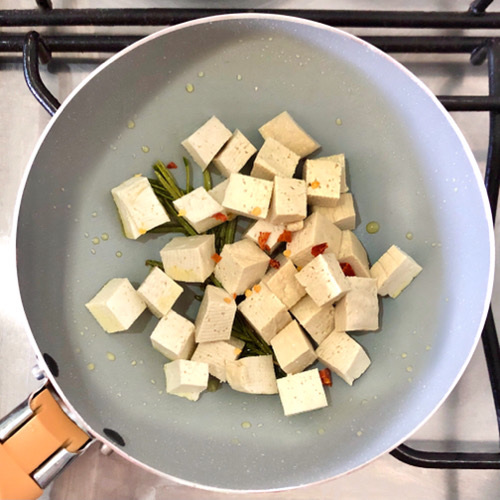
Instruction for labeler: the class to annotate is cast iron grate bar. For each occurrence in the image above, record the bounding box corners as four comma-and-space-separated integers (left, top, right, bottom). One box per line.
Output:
15, 2, 500, 470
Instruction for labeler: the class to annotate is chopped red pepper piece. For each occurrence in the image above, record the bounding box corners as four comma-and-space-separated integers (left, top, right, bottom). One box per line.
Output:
258, 231, 271, 252
269, 258, 281, 270
340, 262, 356, 277
311, 242, 328, 257
277, 230, 292, 243
211, 253, 222, 263
166, 161, 178, 169
319, 368, 332, 387
211, 212, 228, 222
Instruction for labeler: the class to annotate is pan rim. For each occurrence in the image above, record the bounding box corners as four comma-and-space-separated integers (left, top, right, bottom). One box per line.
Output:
11, 12, 495, 493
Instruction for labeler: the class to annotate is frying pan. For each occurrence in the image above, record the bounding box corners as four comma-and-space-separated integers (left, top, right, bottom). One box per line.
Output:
1, 13, 494, 496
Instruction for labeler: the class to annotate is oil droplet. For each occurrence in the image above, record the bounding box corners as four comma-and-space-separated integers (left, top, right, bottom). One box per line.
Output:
61, 187, 65, 192
106, 352, 116, 361
116, 251, 123, 258
75, 347, 81, 354
158, 390, 164, 395
87, 363, 95, 371
431, 242, 437, 247
317, 428, 325, 435
141, 145, 150, 153
356, 430, 363, 437
254, 86, 259, 91
91, 211, 98, 217
198, 71, 204, 77
67, 204, 72, 209
237, 74, 242, 81
406, 232, 413, 240
366, 221, 380, 234
185, 83, 194, 93
361, 399, 368, 405
101, 233, 109, 241
241, 421, 252, 429
110, 144, 117, 151
426, 345, 432, 351
84, 233, 89, 238
335, 118, 342, 126
80, 331, 84, 336
231, 438, 241, 446
90, 249, 96, 255
406, 365, 413, 372
131, 360, 137, 366
91, 237, 100, 245
150, 379, 156, 385
257, 423, 263, 428
401, 352, 408, 359
127, 120, 135, 129
116, 392, 122, 398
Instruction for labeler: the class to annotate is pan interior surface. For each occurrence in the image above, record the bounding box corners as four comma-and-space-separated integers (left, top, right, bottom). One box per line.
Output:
16, 16, 492, 491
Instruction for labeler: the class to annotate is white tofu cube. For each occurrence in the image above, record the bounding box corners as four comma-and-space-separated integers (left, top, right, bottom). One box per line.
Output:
286, 212, 342, 268
181, 116, 232, 170
237, 282, 292, 344
295, 253, 351, 307
150, 309, 195, 360
337, 230, 371, 278
208, 179, 236, 221
191, 337, 245, 381
286, 220, 304, 232
335, 277, 379, 332
268, 177, 307, 225
311, 193, 356, 230
261, 255, 306, 309
277, 369, 328, 416
316, 331, 371, 385
214, 239, 269, 295
160, 234, 215, 283
258, 111, 320, 158
222, 173, 273, 220
195, 285, 237, 343
137, 267, 183, 318
173, 187, 225, 234
370, 245, 423, 298
251, 137, 300, 180
85, 278, 146, 333
226, 355, 278, 394
271, 320, 317, 374
290, 295, 335, 345
111, 175, 170, 240
303, 157, 342, 207
244, 219, 286, 254
164, 359, 209, 401
213, 129, 257, 177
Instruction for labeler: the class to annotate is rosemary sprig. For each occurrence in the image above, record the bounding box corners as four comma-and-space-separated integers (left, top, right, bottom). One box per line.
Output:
145, 259, 164, 270
203, 168, 212, 191
183, 157, 193, 193
147, 223, 189, 235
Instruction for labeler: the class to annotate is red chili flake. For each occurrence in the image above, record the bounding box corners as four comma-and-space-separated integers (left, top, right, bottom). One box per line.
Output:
269, 258, 281, 270
340, 262, 356, 277
319, 368, 332, 387
211, 212, 228, 222
258, 231, 271, 252
311, 242, 328, 257
277, 230, 292, 243
211, 253, 222, 263
166, 162, 178, 169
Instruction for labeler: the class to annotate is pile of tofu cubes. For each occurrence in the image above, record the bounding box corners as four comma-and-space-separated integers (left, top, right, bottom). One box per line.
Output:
86, 112, 422, 417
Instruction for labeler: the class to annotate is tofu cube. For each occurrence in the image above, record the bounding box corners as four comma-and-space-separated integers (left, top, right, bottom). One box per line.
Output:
268, 177, 307, 225
290, 295, 335, 345
191, 337, 245, 381
244, 219, 286, 254
150, 309, 195, 360
213, 129, 257, 177
316, 331, 371, 385
251, 137, 300, 180
258, 111, 320, 158
181, 116, 232, 170
337, 230, 371, 278
286, 212, 342, 268
261, 255, 306, 309
214, 239, 269, 295
111, 175, 170, 240
271, 320, 317, 374
226, 355, 278, 394
160, 234, 215, 283
335, 277, 379, 332
370, 245, 423, 298
164, 359, 209, 401
222, 173, 273, 220
237, 282, 292, 344
137, 267, 183, 318
208, 179, 236, 221
85, 278, 146, 333
295, 253, 351, 307
277, 369, 328, 416
286, 220, 304, 232
173, 187, 225, 234
195, 285, 237, 343
303, 157, 342, 207
311, 193, 356, 230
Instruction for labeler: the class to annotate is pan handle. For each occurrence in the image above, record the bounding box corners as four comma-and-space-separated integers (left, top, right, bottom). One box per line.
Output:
0, 384, 92, 500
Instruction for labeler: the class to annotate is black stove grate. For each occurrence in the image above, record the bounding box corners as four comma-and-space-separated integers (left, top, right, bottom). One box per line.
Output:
3, 0, 500, 470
